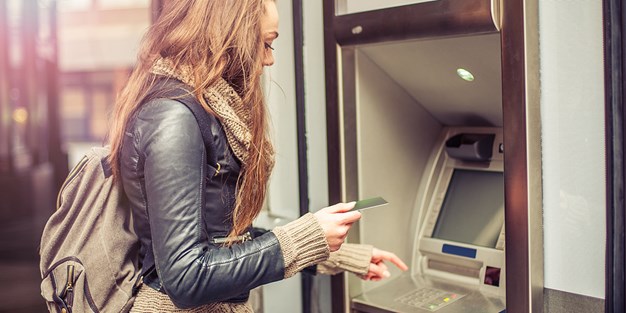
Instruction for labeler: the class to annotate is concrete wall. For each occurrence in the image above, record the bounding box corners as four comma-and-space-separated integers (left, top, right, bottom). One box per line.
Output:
262, 1, 304, 312
301, 2, 334, 312
539, 0, 606, 299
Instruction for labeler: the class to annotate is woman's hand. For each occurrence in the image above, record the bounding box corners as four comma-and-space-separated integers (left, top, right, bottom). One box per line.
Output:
314, 202, 361, 252
359, 248, 408, 281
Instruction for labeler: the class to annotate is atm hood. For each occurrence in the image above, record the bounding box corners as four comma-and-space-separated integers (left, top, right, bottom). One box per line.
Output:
358, 33, 502, 127
333, 0, 503, 127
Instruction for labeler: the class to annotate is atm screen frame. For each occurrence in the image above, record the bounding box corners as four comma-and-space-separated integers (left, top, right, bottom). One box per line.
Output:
416, 129, 506, 296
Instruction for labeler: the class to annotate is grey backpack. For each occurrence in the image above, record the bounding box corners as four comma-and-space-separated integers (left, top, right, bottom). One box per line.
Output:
39, 81, 218, 313
39, 147, 140, 313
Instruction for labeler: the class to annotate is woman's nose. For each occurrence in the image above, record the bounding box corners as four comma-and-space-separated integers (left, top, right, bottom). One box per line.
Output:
263, 55, 274, 67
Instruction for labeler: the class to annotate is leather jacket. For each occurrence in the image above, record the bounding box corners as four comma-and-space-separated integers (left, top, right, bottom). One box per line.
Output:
119, 82, 285, 308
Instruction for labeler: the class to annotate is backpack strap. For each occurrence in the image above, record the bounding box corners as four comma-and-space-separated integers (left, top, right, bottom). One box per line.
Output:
146, 78, 219, 169
170, 92, 219, 171
138, 78, 220, 287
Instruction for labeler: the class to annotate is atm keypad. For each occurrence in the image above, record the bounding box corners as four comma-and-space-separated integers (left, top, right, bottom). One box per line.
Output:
395, 287, 465, 311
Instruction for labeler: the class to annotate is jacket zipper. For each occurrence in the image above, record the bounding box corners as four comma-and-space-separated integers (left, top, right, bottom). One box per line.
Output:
211, 232, 252, 244
214, 162, 221, 176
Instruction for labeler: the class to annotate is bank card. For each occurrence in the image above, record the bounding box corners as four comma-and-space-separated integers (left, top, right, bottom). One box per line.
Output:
351, 196, 388, 211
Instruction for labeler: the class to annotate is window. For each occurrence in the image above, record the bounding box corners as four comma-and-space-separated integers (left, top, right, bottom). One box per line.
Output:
98, 0, 150, 10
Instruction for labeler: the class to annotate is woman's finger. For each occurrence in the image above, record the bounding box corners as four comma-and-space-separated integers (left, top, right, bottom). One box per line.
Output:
369, 263, 391, 279
376, 260, 389, 274
337, 211, 361, 224
386, 253, 408, 271
326, 202, 356, 213
375, 249, 408, 271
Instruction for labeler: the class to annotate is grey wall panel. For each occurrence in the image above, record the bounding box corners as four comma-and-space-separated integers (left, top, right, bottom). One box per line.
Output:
352, 50, 442, 295
544, 288, 604, 313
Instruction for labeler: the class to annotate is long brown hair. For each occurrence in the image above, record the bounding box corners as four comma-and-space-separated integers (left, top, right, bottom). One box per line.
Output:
107, 0, 275, 240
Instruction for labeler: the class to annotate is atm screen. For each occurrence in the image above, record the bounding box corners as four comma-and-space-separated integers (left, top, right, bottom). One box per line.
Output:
432, 169, 504, 248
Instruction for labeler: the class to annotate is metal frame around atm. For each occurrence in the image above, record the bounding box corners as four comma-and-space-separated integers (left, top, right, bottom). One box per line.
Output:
322, 0, 543, 312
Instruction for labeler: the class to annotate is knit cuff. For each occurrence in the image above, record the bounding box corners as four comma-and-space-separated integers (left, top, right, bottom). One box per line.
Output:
273, 213, 330, 278
316, 243, 373, 276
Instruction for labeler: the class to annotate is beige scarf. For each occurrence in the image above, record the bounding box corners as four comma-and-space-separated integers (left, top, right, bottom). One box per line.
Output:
150, 57, 255, 165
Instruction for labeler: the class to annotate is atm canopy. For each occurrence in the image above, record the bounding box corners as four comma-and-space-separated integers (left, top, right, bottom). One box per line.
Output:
358, 33, 502, 127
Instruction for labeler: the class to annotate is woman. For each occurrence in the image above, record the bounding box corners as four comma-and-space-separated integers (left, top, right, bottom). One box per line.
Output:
107, 0, 407, 311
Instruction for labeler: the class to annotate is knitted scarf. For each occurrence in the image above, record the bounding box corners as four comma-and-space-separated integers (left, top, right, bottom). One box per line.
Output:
150, 57, 259, 165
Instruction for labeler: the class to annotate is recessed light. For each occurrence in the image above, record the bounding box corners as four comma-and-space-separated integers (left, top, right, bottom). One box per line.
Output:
457, 68, 475, 82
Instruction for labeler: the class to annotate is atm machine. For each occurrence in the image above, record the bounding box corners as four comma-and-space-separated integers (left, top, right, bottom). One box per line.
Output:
351, 128, 505, 313
329, 34, 506, 311
320, 0, 540, 312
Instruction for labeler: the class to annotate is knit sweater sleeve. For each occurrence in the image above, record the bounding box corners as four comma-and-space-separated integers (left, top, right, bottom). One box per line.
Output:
272, 213, 330, 278
316, 243, 373, 276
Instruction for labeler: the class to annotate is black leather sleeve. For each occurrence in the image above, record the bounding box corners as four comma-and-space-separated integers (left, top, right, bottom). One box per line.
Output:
134, 100, 285, 308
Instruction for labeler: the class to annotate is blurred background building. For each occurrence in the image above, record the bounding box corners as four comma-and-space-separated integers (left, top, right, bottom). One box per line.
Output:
0, 0, 152, 311
56, 0, 150, 165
